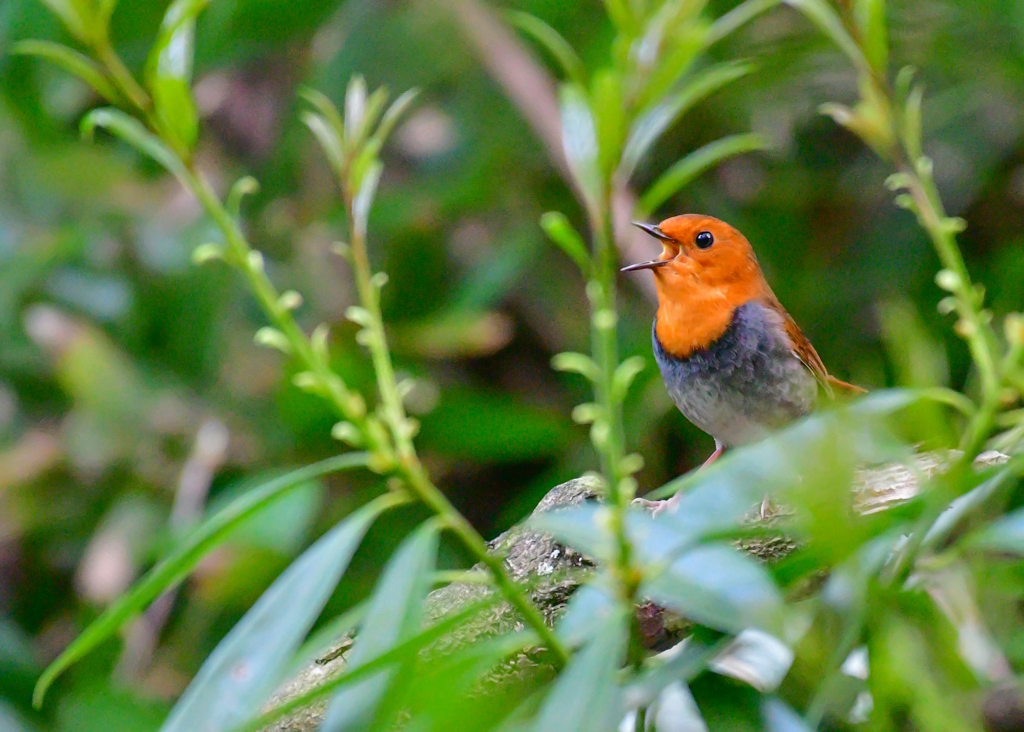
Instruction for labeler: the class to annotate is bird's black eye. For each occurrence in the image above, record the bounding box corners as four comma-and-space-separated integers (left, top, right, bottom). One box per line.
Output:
695, 231, 714, 249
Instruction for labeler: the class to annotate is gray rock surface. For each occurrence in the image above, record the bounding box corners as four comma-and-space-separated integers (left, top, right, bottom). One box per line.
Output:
259, 452, 1011, 732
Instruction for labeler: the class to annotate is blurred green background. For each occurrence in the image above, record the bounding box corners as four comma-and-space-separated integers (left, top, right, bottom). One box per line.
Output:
1, 0, 1023, 728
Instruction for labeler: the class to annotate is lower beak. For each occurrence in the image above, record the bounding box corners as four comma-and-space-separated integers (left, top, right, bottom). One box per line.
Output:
620, 258, 670, 272
622, 221, 675, 272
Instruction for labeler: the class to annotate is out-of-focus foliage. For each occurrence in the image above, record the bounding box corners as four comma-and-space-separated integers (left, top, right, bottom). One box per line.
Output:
1, 0, 1024, 730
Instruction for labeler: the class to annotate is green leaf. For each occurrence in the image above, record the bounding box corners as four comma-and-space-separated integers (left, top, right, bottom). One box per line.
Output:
600, 0, 635, 33
627, 634, 727, 706
638, 133, 769, 217
302, 111, 345, 177
783, 0, 872, 75
591, 70, 625, 178
159, 493, 399, 732
38, 0, 96, 43
965, 499, 1024, 556
9, 40, 119, 104
239, 596, 506, 732
398, 631, 539, 730
621, 61, 754, 179
540, 212, 591, 274
551, 351, 601, 382
555, 579, 617, 647
853, 0, 888, 75
98, 0, 119, 28
33, 453, 371, 707
903, 79, 925, 161
351, 161, 383, 238
506, 11, 587, 88
321, 521, 440, 731
559, 83, 603, 222
706, 0, 782, 45
612, 356, 645, 402
647, 389, 919, 502
146, 0, 209, 158
762, 697, 814, 732
534, 607, 628, 732
81, 108, 191, 185
370, 88, 419, 151
300, 88, 346, 142
344, 76, 368, 144
642, 542, 785, 636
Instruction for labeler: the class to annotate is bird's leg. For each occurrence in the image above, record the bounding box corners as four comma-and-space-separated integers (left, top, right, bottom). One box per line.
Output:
700, 441, 725, 469
634, 440, 724, 517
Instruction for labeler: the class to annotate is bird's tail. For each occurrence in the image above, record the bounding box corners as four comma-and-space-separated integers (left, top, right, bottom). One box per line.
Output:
827, 375, 867, 395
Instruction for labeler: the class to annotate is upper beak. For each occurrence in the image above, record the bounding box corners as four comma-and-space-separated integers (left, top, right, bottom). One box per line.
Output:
621, 222, 673, 272
632, 222, 673, 242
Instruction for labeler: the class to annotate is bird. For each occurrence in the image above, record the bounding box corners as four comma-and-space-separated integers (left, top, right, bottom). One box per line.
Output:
622, 214, 864, 515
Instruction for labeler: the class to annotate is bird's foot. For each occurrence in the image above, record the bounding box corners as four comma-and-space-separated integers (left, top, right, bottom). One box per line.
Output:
632, 490, 682, 517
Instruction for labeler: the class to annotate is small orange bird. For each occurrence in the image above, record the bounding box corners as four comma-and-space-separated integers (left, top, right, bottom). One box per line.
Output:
622, 214, 864, 513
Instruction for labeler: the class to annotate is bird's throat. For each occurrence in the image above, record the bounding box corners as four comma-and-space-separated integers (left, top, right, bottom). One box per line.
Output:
655, 294, 737, 359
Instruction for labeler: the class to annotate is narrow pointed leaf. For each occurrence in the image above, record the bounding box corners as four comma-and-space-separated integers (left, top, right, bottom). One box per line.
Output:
639, 133, 769, 216
647, 389, 919, 503
38, 0, 94, 43
321, 521, 440, 732
534, 608, 628, 732
967, 505, 1024, 556
540, 211, 591, 274
555, 579, 617, 647
344, 76, 368, 143
81, 108, 191, 185
98, 0, 119, 27
507, 11, 587, 88
783, 0, 872, 75
146, 0, 209, 157
301, 111, 345, 177
642, 542, 785, 636
300, 88, 346, 141
351, 161, 383, 238
33, 453, 370, 707
621, 61, 753, 179
160, 492, 400, 732
762, 697, 814, 732
9, 41, 119, 103
559, 83, 602, 221
239, 596, 504, 732
707, 0, 782, 45
371, 88, 419, 149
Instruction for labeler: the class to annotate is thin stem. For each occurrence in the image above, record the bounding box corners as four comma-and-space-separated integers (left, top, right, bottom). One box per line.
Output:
897, 164, 1002, 461
334, 182, 569, 667
342, 186, 417, 463
587, 206, 643, 666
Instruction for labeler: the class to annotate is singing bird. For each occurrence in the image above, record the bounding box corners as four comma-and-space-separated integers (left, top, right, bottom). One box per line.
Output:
622, 214, 864, 514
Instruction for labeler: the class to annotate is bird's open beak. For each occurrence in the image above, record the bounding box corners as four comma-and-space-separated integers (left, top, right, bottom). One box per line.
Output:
621, 222, 673, 272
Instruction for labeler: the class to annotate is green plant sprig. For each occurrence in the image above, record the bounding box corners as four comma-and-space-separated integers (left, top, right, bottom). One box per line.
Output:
19, 0, 569, 680
524, 0, 774, 661
787, 0, 1023, 463
298, 81, 569, 667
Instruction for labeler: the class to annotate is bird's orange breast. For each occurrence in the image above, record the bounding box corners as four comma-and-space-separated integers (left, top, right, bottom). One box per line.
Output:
652, 259, 766, 359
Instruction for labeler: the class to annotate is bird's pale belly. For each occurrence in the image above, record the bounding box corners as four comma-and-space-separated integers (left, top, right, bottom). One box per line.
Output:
653, 301, 818, 447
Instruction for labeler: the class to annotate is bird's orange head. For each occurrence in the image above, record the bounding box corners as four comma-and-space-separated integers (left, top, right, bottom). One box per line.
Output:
622, 214, 771, 358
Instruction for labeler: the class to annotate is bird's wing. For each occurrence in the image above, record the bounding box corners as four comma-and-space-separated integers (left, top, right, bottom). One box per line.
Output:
761, 293, 867, 398
780, 314, 832, 393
